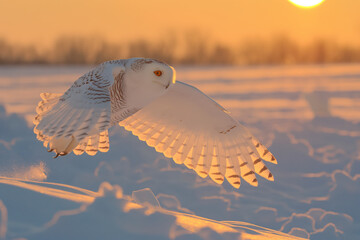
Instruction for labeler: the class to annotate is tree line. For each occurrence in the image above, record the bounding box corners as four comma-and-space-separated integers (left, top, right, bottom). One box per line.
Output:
0, 32, 359, 65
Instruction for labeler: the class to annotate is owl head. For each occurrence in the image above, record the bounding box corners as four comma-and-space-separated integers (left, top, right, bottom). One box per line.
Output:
113, 58, 176, 109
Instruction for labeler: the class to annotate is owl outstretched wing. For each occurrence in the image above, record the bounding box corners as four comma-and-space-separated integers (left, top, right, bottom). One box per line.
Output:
34, 63, 125, 157
119, 82, 277, 188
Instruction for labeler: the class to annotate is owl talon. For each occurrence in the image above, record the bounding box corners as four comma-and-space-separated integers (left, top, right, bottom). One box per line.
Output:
53, 153, 60, 158
48, 148, 54, 152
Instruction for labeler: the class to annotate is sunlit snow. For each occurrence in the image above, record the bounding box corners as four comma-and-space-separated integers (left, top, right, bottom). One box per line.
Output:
0, 64, 359, 240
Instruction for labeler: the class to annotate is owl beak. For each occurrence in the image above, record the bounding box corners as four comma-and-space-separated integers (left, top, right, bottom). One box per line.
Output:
170, 66, 176, 84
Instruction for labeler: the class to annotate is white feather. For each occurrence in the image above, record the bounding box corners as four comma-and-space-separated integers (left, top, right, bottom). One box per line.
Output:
120, 82, 277, 188
34, 58, 175, 157
33, 58, 276, 189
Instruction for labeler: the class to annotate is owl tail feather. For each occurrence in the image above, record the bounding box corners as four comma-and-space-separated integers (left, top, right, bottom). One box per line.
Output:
44, 131, 110, 158
33, 92, 111, 157
48, 136, 79, 158
73, 131, 110, 156
34, 92, 80, 158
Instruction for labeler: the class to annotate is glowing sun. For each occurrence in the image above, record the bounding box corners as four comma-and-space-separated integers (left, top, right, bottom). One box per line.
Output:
288, 0, 325, 8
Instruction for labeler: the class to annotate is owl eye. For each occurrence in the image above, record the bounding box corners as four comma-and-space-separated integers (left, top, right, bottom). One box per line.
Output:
153, 70, 162, 77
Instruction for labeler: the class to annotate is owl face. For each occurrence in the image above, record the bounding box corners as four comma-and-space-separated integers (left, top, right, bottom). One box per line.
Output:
124, 58, 176, 108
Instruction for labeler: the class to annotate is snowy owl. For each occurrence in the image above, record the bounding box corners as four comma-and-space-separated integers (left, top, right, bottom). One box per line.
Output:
34, 58, 277, 189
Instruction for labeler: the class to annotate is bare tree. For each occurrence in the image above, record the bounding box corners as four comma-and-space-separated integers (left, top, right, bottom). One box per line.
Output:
0, 32, 359, 65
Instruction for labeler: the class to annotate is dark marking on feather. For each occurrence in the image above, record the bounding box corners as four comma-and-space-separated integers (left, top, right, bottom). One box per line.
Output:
219, 125, 237, 134
244, 171, 254, 177
259, 166, 268, 173
228, 175, 240, 178
130, 58, 166, 72
110, 70, 126, 118
64, 133, 73, 138
263, 149, 270, 157
78, 126, 89, 131
98, 120, 110, 124
253, 158, 261, 164
56, 130, 64, 135
99, 125, 108, 131
240, 162, 248, 167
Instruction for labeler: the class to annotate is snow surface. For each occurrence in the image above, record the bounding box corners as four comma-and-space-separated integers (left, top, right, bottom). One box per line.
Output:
0, 64, 359, 240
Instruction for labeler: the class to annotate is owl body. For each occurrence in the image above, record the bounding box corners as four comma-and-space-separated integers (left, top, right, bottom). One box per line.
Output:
34, 58, 277, 189
34, 58, 175, 156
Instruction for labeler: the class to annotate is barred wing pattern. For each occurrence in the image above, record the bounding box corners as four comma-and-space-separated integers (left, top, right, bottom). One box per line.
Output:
33, 63, 122, 156
120, 82, 277, 188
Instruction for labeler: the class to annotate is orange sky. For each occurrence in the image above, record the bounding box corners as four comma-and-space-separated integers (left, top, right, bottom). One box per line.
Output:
0, 0, 359, 47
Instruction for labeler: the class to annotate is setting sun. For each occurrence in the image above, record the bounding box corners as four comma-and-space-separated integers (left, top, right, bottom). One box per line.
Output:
289, 0, 325, 8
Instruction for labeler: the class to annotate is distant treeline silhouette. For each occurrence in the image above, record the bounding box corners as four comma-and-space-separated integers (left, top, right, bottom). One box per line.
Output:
1, 32, 360, 65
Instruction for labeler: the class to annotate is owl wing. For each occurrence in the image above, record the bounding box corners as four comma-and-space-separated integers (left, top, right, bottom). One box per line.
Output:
33, 64, 125, 157
119, 82, 277, 188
